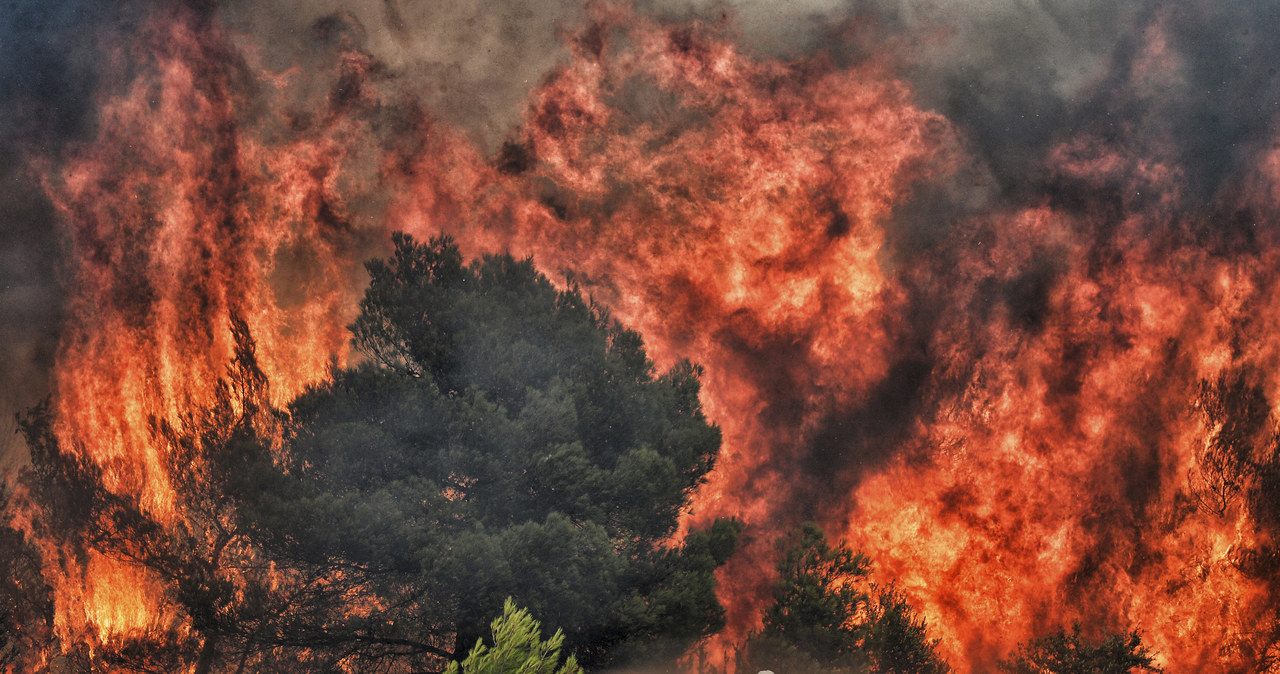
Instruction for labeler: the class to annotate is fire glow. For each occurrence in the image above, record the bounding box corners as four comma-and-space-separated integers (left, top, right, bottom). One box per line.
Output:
10, 0, 1280, 671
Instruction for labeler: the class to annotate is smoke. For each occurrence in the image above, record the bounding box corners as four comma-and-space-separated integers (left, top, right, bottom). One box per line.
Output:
0, 0, 123, 462
876, 1, 1280, 204
207, 0, 1139, 169
216, 0, 589, 150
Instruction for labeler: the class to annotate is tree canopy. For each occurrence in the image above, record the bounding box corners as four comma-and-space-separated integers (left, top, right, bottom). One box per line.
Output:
738, 523, 950, 674
998, 623, 1162, 674
445, 598, 582, 674
19, 233, 736, 672
251, 233, 735, 670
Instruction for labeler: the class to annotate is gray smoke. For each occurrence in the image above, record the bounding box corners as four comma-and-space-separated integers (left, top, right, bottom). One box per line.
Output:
0, 0, 111, 460
201, 0, 1131, 193
218, 0, 590, 151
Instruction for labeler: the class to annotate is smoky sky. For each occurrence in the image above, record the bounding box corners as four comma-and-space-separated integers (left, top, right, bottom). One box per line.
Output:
5, 0, 1280, 467
0, 0, 111, 466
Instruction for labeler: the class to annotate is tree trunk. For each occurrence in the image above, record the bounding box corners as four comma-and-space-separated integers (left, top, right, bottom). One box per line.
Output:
192, 633, 219, 674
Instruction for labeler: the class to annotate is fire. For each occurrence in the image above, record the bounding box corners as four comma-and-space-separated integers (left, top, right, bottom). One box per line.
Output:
16, 1, 1280, 670
34, 5, 367, 648
386, 5, 967, 655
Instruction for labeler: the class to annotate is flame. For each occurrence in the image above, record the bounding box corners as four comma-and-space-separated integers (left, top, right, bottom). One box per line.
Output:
34, 6, 367, 649
388, 4, 965, 658
21, 2, 1280, 671
389, 7, 1280, 669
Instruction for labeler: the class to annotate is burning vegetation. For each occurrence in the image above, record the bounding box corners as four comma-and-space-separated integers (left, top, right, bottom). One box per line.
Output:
6, 0, 1280, 671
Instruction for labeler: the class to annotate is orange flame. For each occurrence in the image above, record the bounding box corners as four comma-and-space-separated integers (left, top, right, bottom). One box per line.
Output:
36, 6, 366, 649
388, 4, 966, 659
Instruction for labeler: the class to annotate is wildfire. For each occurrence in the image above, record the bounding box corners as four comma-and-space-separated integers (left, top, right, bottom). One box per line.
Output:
34, 6, 365, 647
13, 0, 1280, 671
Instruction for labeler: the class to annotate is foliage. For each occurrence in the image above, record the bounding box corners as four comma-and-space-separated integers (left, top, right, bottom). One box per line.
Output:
444, 598, 582, 674
739, 523, 949, 674
235, 234, 735, 670
17, 317, 297, 673
761, 522, 872, 667
998, 623, 1162, 674
18, 233, 736, 672
863, 582, 952, 674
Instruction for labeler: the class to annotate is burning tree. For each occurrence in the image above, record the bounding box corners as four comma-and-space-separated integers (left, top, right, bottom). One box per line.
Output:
17, 318, 302, 672
0, 484, 53, 672
738, 523, 949, 674
1187, 371, 1280, 665
997, 624, 1161, 674
16, 235, 736, 672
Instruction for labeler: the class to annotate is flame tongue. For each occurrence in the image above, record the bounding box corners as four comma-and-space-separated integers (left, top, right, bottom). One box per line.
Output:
841, 123, 1280, 667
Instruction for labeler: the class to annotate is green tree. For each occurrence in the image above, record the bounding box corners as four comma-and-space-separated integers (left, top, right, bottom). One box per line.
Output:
739, 523, 949, 674
445, 598, 582, 674
864, 582, 952, 674
236, 233, 736, 670
998, 623, 1162, 674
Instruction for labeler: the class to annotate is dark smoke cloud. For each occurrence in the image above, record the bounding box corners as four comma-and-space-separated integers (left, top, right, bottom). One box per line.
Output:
0, 0, 120, 463
846, 1, 1280, 206
1110, 2, 1280, 202
852, 0, 1135, 192
217, 0, 589, 151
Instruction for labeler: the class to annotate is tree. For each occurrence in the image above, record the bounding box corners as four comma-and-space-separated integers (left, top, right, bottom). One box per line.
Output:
998, 623, 1162, 674
17, 318, 298, 673
1187, 370, 1280, 666
863, 582, 953, 674
760, 523, 873, 669
1188, 371, 1274, 518
18, 235, 736, 672
445, 598, 582, 674
739, 523, 949, 674
234, 233, 737, 670
0, 484, 53, 672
